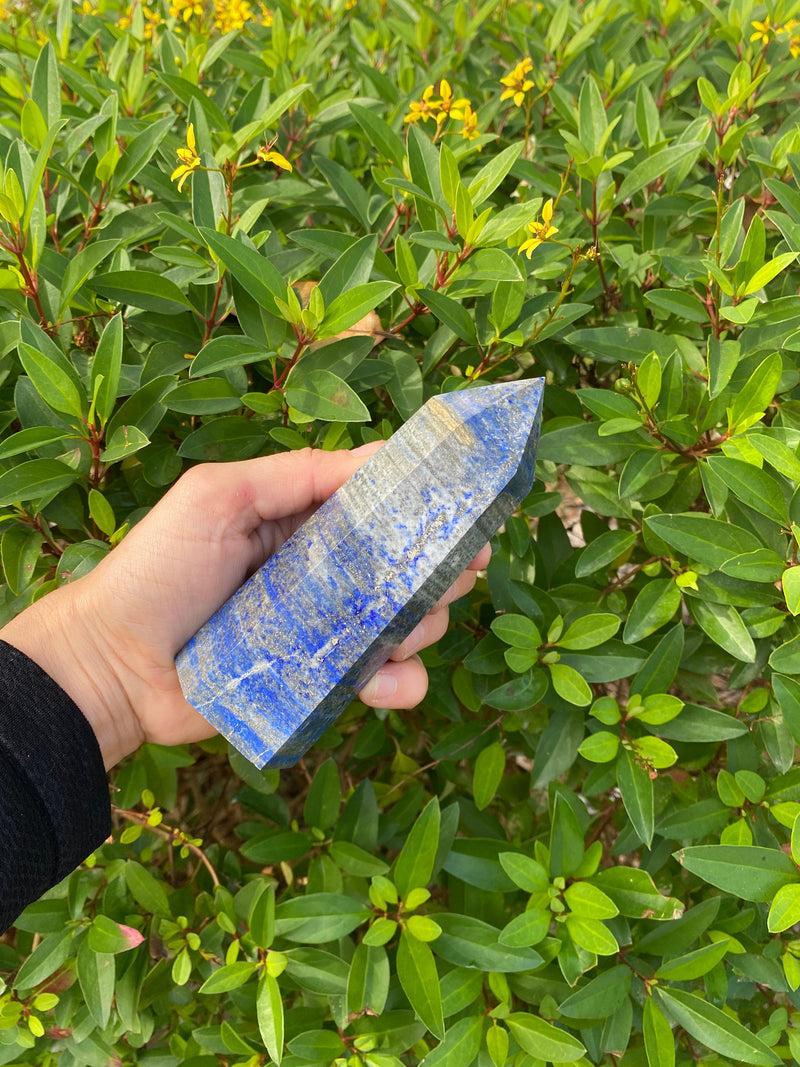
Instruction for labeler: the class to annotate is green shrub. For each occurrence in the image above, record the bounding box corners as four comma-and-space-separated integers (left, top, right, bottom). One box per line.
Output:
2, 0, 800, 1064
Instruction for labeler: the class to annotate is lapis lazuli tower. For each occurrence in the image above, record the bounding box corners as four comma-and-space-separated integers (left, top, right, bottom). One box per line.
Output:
176, 378, 544, 768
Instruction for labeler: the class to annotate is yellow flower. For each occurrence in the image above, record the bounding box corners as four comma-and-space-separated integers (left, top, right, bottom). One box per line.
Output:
461, 103, 480, 141
256, 140, 292, 171
777, 17, 798, 32
261, 5, 273, 22
791, 34, 800, 56
434, 79, 470, 123
518, 198, 558, 258
500, 57, 534, 107
404, 85, 441, 124
345, 0, 356, 9
213, 0, 258, 31
171, 124, 201, 191
750, 17, 773, 42
170, 0, 205, 22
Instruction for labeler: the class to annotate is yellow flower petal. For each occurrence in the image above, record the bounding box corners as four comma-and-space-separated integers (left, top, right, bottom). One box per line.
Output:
262, 150, 292, 172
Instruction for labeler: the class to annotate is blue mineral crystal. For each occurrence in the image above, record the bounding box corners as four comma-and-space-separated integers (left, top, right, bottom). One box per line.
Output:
176, 378, 545, 768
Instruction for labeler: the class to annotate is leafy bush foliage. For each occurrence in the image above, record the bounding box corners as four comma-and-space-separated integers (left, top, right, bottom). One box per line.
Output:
3, 0, 800, 1064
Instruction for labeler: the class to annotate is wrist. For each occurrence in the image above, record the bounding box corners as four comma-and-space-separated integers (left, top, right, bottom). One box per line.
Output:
0, 581, 144, 769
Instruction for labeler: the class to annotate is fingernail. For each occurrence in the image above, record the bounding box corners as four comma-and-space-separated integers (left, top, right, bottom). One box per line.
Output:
361, 670, 397, 702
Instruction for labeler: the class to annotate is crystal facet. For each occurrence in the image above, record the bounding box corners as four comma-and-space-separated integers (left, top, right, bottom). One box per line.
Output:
176, 379, 545, 768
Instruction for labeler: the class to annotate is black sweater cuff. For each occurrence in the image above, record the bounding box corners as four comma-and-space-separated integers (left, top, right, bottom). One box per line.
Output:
0, 640, 111, 931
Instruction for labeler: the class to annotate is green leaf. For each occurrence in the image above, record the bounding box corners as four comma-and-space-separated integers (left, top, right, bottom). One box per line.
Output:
483, 667, 548, 711
623, 579, 681, 644
0, 426, 74, 460
393, 798, 440, 898
166, 377, 240, 415
88, 270, 195, 314
199, 961, 258, 994
675, 845, 798, 901
317, 281, 398, 339
100, 424, 150, 463
741, 252, 798, 296
31, 42, 60, 128
559, 965, 631, 1020
0, 458, 80, 508
706, 456, 786, 525
76, 940, 114, 1030
91, 314, 123, 428
434, 913, 544, 972
558, 612, 620, 650
468, 142, 524, 206
274, 893, 370, 942
420, 1017, 483, 1067
578, 730, 620, 762
591, 867, 683, 920
419, 288, 477, 344
774, 673, 800, 743
564, 881, 618, 919
617, 142, 703, 200
396, 929, 444, 1038
767, 883, 800, 932
644, 288, 707, 323
178, 415, 266, 461
729, 351, 783, 433
347, 943, 389, 1015
189, 335, 264, 378
769, 636, 800, 675
18, 341, 84, 419
617, 747, 654, 846
125, 859, 171, 916
472, 742, 505, 810
114, 115, 174, 190
576, 530, 637, 577
686, 599, 756, 662
550, 792, 585, 878
490, 613, 541, 648
314, 153, 372, 229
505, 1013, 587, 1062
655, 940, 730, 980
548, 661, 592, 706
256, 972, 284, 1065
349, 103, 405, 164
317, 234, 379, 308
498, 909, 551, 947
59, 239, 119, 316
654, 703, 746, 742
644, 514, 762, 569
498, 852, 549, 893
87, 915, 141, 955
303, 756, 341, 830
199, 228, 286, 315
654, 986, 780, 1065
329, 840, 389, 877
643, 997, 676, 1067
13, 930, 74, 990
748, 432, 800, 482
565, 913, 619, 955
578, 76, 608, 155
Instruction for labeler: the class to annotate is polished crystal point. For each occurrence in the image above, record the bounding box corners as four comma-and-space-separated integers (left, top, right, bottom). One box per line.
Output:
176, 378, 545, 768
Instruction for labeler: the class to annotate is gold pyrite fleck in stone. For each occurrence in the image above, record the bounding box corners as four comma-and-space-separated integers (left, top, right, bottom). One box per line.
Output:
176, 379, 545, 768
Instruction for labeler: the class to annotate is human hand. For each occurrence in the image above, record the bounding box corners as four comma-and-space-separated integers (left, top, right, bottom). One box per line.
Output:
0, 447, 490, 769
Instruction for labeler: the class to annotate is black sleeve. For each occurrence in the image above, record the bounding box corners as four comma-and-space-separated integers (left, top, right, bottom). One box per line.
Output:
0, 640, 111, 933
